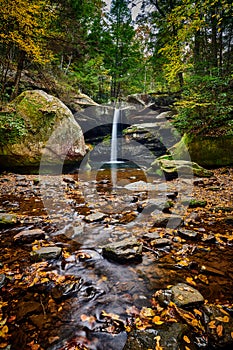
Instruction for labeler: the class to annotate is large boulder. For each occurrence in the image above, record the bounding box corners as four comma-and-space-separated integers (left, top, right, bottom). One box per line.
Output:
148, 155, 213, 179
171, 134, 233, 167
0, 90, 86, 170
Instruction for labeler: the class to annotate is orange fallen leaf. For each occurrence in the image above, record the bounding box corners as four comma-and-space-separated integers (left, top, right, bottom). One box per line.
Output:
216, 324, 223, 337
152, 315, 164, 325
194, 309, 202, 317
183, 335, 191, 343
208, 320, 216, 329
215, 316, 229, 323
186, 277, 197, 286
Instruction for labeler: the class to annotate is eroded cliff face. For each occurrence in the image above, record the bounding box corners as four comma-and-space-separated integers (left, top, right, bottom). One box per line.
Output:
0, 90, 86, 170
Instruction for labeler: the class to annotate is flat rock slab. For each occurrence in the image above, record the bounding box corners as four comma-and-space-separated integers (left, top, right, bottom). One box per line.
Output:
123, 323, 191, 350
151, 238, 171, 247
125, 181, 157, 191
14, 228, 45, 244
102, 238, 143, 263
151, 213, 182, 228
31, 246, 62, 261
171, 283, 204, 307
0, 213, 17, 226
84, 212, 106, 222
178, 229, 199, 240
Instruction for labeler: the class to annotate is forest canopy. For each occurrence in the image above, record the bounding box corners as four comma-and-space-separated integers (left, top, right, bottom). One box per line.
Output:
0, 0, 232, 135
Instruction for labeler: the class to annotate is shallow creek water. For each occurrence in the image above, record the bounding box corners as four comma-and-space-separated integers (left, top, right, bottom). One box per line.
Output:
0, 167, 233, 349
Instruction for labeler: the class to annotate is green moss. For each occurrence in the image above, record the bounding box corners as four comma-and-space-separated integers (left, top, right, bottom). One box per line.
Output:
0, 112, 27, 146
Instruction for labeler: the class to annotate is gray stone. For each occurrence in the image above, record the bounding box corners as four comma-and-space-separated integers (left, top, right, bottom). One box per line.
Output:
14, 228, 45, 244
171, 283, 204, 307
31, 246, 62, 260
84, 211, 106, 222
151, 213, 182, 228
123, 323, 193, 350
178, 229, 199, 240
0, 274, 6, 288
151, 238, 171, 247
125, 181, 157, 191
102, 238, 143, 263
0, 213, 17, 226
204, 304, 233, 349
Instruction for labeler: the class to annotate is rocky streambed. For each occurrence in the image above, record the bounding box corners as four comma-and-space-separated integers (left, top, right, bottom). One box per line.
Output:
0, 167, 233, 350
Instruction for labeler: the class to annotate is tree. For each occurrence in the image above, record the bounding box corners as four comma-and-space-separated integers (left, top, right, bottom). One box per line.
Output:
0, 0, 57, 100
103, 0, 144, 99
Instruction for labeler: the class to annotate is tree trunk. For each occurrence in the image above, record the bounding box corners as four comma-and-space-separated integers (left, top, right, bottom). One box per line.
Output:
10, 51, 25, 101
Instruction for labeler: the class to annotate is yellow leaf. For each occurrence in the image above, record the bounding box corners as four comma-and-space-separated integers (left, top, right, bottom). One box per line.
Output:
183, 335, 191, 343
217, 324, 223, 337
194, 309, 202, 317
140, 307, 155, 318
231, 331, 233, 339
186, 277, 197, 286
191, 319, 199, 327
215, 316, 229, 323
0, 325, 8, 338
208, 320, 216, 329
152, 315, 164, 325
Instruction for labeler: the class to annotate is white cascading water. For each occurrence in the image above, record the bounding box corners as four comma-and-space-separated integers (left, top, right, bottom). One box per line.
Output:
110, 108, 120, 163
110, 108, 120, 188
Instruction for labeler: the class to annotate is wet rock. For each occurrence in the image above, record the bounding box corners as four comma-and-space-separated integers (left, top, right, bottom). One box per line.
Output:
149, 157, 213, 179
13, 228, 45, 244
125, 181, 157, 191
201, 234, 216, 243
151, 238, 171, 247
31, 246, 62, 261
84, 211, 106, 222
63, 177, 76, 184
178, 229, 199, 240
203, 304, 233, 349
102, 238, 143, 263
200, 265, 225, 276
16, 301, 42, 321
51, 279, 82, 300
123, 323, 194, 350
151, 213, 182, 228
224, 216, 233, 225
0, 274, 6, 288
0, 213, 17, 226
156, 289, 173, 306
171, 283, 204, 308
188, 199, 207, 208
143, 232, 161, 240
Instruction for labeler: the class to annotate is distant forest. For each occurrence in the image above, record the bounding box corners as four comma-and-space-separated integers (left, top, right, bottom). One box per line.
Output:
0, 0, 233, 134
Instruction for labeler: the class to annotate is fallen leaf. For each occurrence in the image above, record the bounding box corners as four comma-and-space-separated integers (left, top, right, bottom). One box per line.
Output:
217, 324, 223, 337
215, 316, 229, 323
208, 320, 216, 329
152, 316, 164, 325
186, 277, 197, 286
183, 335, 191, 343
194, 309, 202, 317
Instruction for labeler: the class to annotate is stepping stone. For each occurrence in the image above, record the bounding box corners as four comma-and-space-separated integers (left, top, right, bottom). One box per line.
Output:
171, 283, 204, 307
14, 228, 45, 244
31, 246, 62, 261
102, 238, 143, 263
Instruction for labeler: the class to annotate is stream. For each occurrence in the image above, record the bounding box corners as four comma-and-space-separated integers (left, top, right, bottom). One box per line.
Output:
0, 166, 233, 350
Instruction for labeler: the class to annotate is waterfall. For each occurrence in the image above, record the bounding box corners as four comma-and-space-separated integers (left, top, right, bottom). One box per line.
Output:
110, 108, 120, 163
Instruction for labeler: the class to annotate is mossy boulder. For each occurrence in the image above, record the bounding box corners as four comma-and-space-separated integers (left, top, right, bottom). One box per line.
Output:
0, 90, 86, 170
171, 134, 233, 167
148, 155, 213, 179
